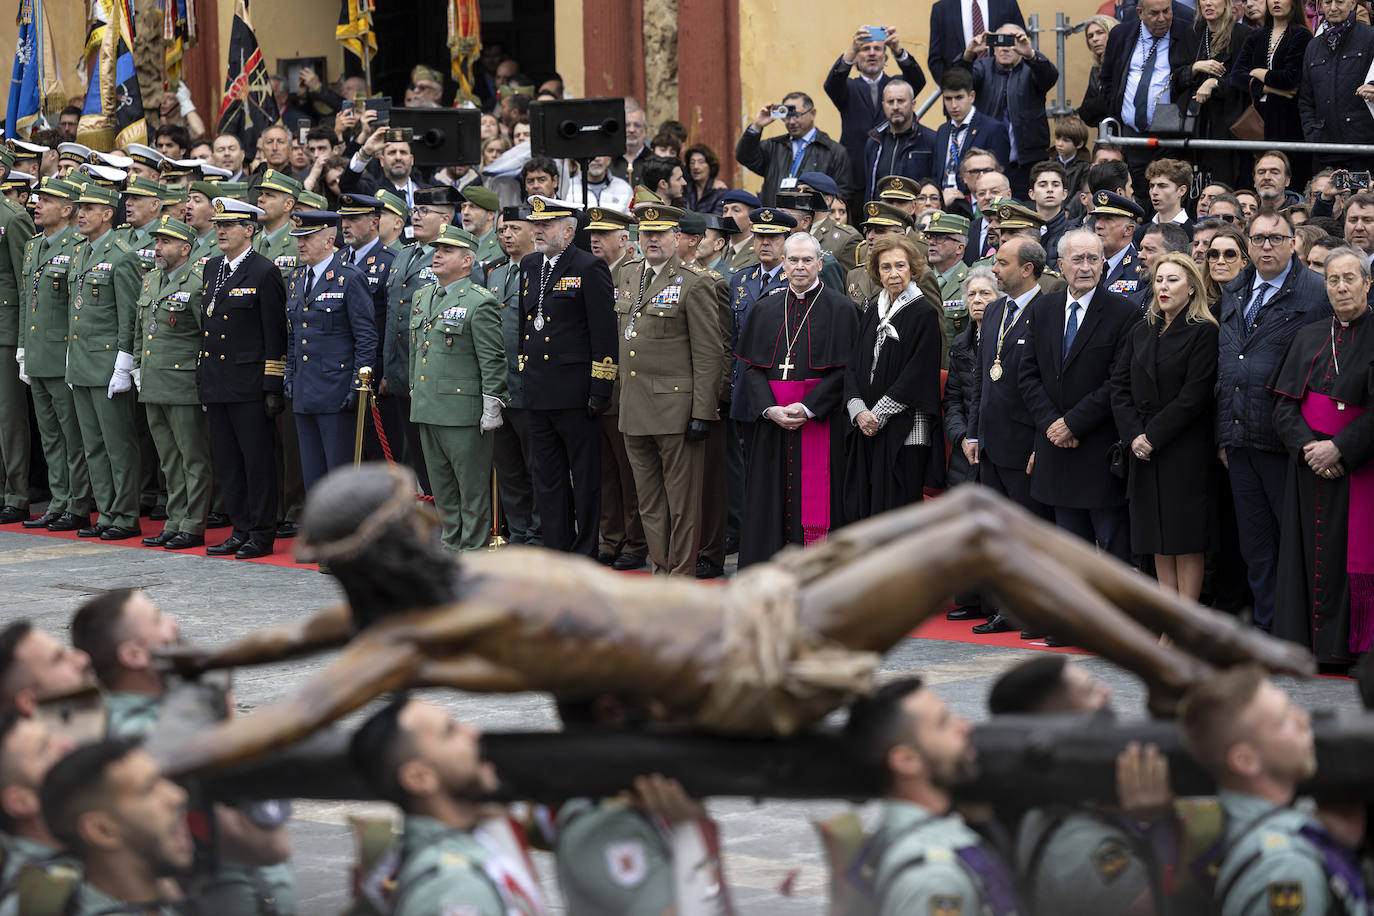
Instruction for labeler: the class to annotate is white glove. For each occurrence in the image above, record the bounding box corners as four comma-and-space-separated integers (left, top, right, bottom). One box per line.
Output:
15, 348, 27, 386
107, 350, 134, 398
65, 348, 71, 390
131, 367, 142, 393
480, 394, 504, 432
176, 80, 196, 116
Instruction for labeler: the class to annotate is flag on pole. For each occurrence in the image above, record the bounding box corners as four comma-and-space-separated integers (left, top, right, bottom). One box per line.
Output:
336, 0, 376, 62
76, 0, 145, 150
7, 0, 64, 138
217, 0, 278, 153
447, 0, 481, 104
162, 0, 197, 85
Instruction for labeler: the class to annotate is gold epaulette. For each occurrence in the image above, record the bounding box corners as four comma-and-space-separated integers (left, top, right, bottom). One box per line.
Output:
591, 357, 617, 381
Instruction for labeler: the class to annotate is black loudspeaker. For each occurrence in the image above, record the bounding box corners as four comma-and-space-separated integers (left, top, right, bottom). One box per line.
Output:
388, 108, 483, 167
529, 98, 626, 160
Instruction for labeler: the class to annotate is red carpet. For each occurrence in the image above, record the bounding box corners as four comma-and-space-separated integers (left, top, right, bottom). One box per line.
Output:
911, 612, 1089, 655
0, 514, 315, 569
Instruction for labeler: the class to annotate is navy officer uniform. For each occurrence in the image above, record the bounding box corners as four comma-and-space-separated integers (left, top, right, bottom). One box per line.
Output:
336, 193, 396, 462
284, 210, 378, 493
1095, 192, 1145, 298
196, 197, 288, 559
518, 195, 618, 556
726, 208, 794, 436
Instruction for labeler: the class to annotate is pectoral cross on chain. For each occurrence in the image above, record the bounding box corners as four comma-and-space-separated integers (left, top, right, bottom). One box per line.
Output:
778, 353, 795, 380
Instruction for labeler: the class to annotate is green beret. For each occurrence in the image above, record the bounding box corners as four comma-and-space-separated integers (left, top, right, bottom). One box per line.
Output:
461, 185, 499, 212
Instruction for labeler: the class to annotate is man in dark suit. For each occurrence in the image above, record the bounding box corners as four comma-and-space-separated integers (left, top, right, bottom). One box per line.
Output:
931, 69, 1012, 205
518, 195, 617, 556
1019, 227, 1139, 567
928, 0, 1026, 84
195, 198, 287, 560
823, 25, 927, 205
340, 126, 429, 205
283, 210, 377, 495
1099, 0, 1199, 199
967, 235, 1049, 634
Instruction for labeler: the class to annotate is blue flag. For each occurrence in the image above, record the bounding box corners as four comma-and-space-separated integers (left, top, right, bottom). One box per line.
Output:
7, 0, 44, 138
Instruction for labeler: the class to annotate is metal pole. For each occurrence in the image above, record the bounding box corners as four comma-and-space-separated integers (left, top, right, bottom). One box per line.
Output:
1098, 117, 1374, 156
917, 86, 943, 121
1055, 12, 1068, 116
1029, 13, 1039, 53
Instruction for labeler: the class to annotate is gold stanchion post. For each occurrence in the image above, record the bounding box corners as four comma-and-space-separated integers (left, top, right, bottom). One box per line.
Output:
352, 367, 373, 467
488, 468, 507, 550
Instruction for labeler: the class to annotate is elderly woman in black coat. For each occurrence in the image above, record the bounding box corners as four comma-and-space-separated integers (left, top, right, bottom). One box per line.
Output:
1111, 252, 1220, 601
842, 234, 944, 522
943, 266, 999, 486
1299, 0, 1374, 173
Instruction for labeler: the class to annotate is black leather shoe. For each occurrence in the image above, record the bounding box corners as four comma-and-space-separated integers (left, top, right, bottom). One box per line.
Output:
206, 512, 232, 529
23, 510, 59, 528
48, 512, 87, 531
612, 553, 645, 571
0, 506, 28, 524
275, 521, 299, 538
696, 557, 725, 579
78, 524, 106, 538
163, 532, 204, 550
595, 550, 616, 566
206, 535, 246, 556
1020, 630, 1045, 640
235, 539, 274, 559
149, 505, 168, 521
946, 606, 988, 621
100, 525, 141, 541
1043, 635, 1069, 647
972, 614, 1016, 635
142, 529, 177, 547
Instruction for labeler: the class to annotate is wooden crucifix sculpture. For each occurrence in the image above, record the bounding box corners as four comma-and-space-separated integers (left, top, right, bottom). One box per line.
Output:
154, 463, 1314, 779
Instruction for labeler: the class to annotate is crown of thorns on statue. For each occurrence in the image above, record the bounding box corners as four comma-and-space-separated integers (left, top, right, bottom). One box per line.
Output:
295, 463, 436, 564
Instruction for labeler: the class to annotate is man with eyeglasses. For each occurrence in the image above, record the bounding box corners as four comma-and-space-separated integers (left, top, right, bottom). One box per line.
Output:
964, 167, 1011, 264
1215, 208, 1330, 634
735, 91, 853, 206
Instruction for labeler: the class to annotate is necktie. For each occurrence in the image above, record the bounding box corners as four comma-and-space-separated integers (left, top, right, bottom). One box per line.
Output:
971, 0, 987, 57
302, 268, 316, 300
1064, 300, 1080, 357
342, 248, 354, 265
945, 124, 965, 187
1243, 282, 1270, 333
1133, 35, 1160, 131
790, 137, 808, 176
869, 80, 881, 110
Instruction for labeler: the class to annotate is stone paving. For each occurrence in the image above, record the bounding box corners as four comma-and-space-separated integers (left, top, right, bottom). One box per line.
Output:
0, 529, 1361, 914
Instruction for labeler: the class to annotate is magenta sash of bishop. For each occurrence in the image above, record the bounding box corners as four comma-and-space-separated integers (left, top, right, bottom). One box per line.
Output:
771, 378, 830, 545
1302, 391, 1374, 652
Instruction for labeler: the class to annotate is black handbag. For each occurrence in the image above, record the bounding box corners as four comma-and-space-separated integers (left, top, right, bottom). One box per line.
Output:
1108, 440, 1129, 480
1150, 97, 1200, 136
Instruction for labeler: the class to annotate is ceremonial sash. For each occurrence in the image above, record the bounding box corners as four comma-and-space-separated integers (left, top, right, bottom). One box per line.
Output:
1301, 391, 1374, 653
771, 378, 830, 545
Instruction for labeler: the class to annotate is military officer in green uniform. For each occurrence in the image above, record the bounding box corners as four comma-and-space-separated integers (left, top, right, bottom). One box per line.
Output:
17, 177, 92, 531
352, 697, 546, 916
978, 200, 1067, 295
134, 217, 210, 550
0, 147, 35, 523
409, 225, 508, 551
185, 180, 223, 270
376, 189, 409, 253
460, 185, 502, 276
384, 186, 452, 493
295, 189, 328, 211
925, 211, 973, 351
252, 169, 302, 280
159, 182, 187, 223
846, 202, 944, 318
798, 170, 862, 273
66, 182, 142, 540
250, 169, 306, 537
117, 176, 164, 273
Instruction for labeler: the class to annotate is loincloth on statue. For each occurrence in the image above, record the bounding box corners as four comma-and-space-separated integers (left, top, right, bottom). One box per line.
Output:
694, 565, 878, 735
